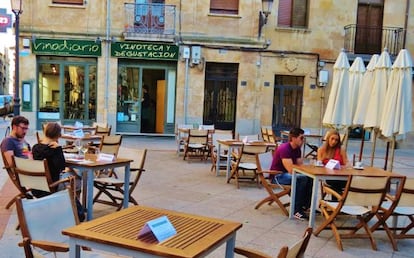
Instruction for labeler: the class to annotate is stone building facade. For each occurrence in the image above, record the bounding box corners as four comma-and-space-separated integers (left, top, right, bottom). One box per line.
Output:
15, 0, 413, 139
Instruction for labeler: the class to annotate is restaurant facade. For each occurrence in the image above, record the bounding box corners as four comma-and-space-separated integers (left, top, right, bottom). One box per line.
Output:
15, 0, 414, 138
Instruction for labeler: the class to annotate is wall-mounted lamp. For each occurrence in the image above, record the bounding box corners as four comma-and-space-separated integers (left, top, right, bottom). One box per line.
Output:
258, 0, 273, 38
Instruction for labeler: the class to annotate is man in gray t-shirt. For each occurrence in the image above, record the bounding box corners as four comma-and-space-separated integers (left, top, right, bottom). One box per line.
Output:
1, 116, 31, 166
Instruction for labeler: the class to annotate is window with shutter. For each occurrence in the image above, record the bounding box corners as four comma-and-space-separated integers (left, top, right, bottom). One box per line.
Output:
52, 0, 84, 5
278, 0, 308, 28
210, 0, 239, 15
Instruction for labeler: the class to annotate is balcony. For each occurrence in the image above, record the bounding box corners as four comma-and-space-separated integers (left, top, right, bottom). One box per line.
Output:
344, 24, 404, 57
124, 3, 176, 41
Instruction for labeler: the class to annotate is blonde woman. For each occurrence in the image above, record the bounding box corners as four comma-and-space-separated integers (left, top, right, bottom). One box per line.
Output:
317, 129, 348, 199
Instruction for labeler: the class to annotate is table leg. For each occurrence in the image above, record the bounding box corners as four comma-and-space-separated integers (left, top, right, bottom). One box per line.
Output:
308, 176, 319, 228
224, 234, 236, 258
123, 163, 131, 208
225, 146, 233, 181
216, 143, 221, 176
289, 171, 297, 219
86, 168, 94, 221
69, 238, 80, 258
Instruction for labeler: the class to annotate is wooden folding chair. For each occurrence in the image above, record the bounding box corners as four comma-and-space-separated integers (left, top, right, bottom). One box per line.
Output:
93, 149, 147, 210
13, 156, 76, 196
96, 135, 123, 177
175, 124, 193, 154
234, 227, 312, 258
371, 177, 413, 251
314, 175, 390, 251
15, 189, 80, 258
1, 152, 30, 209
261, 127, 269, 142
227, 143, 269, 188
183, 129, 209, 161
254, 151, 291, 216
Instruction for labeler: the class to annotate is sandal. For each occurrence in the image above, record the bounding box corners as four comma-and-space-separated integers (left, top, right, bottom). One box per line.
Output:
294, 211, 309, 221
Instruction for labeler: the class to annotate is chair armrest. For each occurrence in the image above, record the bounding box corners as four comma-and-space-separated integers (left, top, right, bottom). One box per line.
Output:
49, 175, 76, 188
258, 170, 283, 175
130, 168, 146, 172
322, 185, 343, 201
19, 239, 69, 252
234, 246, 272, 258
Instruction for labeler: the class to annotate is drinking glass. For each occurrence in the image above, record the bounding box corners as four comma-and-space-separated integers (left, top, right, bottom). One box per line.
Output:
81, 144, 89, 159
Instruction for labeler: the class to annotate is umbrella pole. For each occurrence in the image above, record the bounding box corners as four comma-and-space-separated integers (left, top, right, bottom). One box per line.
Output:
359, 128, 365, 162
370, 129, 377, 167
389, 136, 396, 172
384, 141, 390, 171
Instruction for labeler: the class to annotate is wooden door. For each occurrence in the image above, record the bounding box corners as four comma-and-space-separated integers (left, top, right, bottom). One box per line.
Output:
156, 80, 165, 133
272, 76, 303, 136
355, 0, 384, 54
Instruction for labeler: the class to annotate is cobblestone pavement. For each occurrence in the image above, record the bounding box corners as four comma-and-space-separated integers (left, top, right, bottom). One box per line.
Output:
0, 121, 413, 257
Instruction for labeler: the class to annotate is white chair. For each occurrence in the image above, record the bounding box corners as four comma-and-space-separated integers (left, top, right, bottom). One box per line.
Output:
210, 129, 233, 173
175, 124, 193, 154
15, 189, 79, 257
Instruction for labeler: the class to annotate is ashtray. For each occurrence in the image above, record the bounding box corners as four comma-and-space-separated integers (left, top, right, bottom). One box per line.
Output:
353, 166, 364, 170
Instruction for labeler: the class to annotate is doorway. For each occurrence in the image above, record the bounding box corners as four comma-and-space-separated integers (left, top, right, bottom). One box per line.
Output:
203, 63, 238, 130
116, 62, 175, 134
355, 0, 384, 54
272, 75, 304, 136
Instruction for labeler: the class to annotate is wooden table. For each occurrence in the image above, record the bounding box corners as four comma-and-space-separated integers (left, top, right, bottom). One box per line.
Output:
290, 164, 405, 228
65, 154, 133, 221
62, 205, 242, 258
216, 140, 276, 180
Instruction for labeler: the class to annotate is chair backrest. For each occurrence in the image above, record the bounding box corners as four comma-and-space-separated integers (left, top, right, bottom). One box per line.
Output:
261, 127, 269, 142
267, 128, 277, 143
200, 124, 214, 130
188, 129, 209, 144
256, 151, 273, 170
397, 177, 414, 207
344, 175, 389, 207
16, 189, 78, 250
212, 130, 233, 149
35, 131, 43, 144
99, 135, 123, 157
95, 124, 112, 136
129, 149, 147, 194
281, 227, 313, 258
13, 156, 54, 193
1, 151, 26, 197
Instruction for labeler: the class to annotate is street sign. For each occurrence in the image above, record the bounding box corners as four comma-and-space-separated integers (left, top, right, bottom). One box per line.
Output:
0, 8, 12, 33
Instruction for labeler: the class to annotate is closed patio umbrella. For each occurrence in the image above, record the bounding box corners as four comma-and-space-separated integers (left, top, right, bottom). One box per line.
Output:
322, 50, 350, 130
379, 49, 413, 170
348, 57, 366, 122
364, 48, 392, 166
353, 55, 378, 161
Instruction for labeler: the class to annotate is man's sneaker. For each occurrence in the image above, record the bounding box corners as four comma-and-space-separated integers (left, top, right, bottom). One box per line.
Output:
294, 211, 309, 221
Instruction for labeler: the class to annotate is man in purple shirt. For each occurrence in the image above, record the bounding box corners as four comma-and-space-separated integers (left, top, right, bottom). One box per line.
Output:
271, 128, 313, 220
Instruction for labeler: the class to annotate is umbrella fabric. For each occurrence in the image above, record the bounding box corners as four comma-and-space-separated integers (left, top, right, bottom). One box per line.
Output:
353, 54, 378, 125
380, 49, 413, 138
348, 57, 366, 126
364, 49, 392, 129
322, 50, 350, 129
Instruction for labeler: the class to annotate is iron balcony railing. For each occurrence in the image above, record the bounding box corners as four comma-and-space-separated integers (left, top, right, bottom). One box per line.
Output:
344, 24, 404, 56
124, 3, 176, 36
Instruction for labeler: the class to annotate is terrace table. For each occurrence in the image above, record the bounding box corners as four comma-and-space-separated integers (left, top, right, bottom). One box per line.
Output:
290, 164, 405, 228
62, 205, 242, 258
65, 154, 133, 221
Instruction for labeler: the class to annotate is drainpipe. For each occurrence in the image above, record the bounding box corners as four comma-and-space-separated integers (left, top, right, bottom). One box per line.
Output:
403, 0, 410, 48
184, 57, 189, 124
104, 0, 111, 124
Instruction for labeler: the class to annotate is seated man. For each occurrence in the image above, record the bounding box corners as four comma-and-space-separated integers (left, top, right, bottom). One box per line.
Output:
1, 116, 31, 166
270, 128, 313, 220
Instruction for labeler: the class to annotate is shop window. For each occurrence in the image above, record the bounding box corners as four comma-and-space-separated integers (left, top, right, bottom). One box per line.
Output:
210, 0, 239, 15
52, 0, 84, 5
278, 0, 308, 28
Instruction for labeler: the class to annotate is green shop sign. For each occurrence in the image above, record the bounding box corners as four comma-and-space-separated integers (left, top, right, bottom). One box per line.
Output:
111, 42, 178, 60
32, 39, 101, 57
